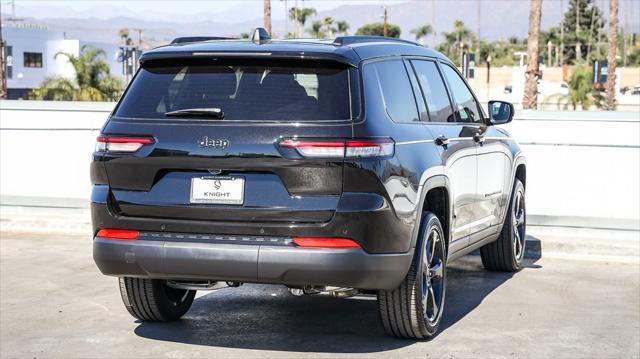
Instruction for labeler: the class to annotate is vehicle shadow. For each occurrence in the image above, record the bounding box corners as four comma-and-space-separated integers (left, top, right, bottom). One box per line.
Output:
134, 235, 542, 353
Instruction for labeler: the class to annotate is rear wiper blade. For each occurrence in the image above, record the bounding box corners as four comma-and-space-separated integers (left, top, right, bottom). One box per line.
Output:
165, 107, 224, 119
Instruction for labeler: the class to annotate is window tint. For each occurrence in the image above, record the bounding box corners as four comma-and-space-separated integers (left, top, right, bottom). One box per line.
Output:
405, 61, 429, 121
115, 62, 352, 122
411, 60, 455, 122
363, 59, 419, 123
441, 64, 482, 123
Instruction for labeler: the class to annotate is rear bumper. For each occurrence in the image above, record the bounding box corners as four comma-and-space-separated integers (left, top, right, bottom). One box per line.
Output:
93, 237, 413, 290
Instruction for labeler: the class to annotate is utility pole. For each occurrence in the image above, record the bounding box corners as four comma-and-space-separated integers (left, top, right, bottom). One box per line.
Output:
560, 0, 564, 65
132, 28, 143, 48
576, 0, 580, 37
606, 0, 618, 110
486, 55, 491, 100
282, 0, 288, 37
294, 0, 299, 37
623, 0, 628, 66
477, 0, 481, 59
0, 12, 6, 99
431, 0, 436, 47
383, 6, 388, 37
264, 0, 272, 35
7, 0, 16, 20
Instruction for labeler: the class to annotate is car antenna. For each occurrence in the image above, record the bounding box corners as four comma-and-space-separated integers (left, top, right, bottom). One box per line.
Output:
252, 27, 270, 44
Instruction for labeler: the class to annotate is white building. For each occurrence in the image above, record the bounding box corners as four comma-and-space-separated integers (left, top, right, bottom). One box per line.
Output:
2, 22, 124, 99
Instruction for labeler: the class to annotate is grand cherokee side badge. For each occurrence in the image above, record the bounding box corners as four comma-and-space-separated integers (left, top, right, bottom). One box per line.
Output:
198, 136, 230, 149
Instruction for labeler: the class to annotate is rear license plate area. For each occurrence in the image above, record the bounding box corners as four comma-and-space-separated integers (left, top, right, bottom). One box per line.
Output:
190, 176, 244, 205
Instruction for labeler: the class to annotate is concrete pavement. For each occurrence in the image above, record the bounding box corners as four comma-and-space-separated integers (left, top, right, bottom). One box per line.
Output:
1, 230, 638, 358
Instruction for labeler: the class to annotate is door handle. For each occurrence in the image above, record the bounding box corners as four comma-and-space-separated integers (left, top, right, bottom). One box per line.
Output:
435, 135, 450, 147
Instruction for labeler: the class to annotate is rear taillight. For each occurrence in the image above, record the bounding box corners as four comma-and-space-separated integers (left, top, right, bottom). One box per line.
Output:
96, 229, 139, 240
278, 138, 394, 158
293, 237, 361, 248
95, 135, 154, 153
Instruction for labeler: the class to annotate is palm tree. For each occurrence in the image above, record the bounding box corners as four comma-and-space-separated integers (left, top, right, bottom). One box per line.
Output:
308, 20, 323, 38
29, 45, 123, 101
289, 7, 316, 37
606, 0, 618, 110
411, 24, 434, 46
263, 0, 272, 35
546, 65, 604, 110
322, 17, 335, 38
336, 20, 350, 36
523, 0, 543, 110
437, 20, 474, 64
118, 28, 132, 46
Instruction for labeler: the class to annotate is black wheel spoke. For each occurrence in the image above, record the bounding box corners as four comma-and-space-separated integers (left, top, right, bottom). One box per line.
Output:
428, 285, 438, 318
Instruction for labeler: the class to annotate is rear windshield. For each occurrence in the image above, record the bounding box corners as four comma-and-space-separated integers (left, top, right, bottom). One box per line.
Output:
114, 60, 354, 122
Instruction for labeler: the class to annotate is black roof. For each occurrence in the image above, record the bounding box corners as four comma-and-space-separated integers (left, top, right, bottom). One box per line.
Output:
140, 36, 451, 67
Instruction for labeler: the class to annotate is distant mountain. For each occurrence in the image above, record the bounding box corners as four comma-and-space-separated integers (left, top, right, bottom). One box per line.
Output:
2, 1, 638, 48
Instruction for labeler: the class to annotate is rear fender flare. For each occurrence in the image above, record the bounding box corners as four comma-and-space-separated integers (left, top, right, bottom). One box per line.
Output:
408, 169, 452, 252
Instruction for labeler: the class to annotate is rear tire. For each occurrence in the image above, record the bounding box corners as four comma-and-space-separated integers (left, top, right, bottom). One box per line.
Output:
377, 213, 447, 339
480, 178, 526, 272
118, 277, 196, 321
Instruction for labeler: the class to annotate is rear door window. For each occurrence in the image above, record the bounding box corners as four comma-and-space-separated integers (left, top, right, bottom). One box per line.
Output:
114, 60, 353, 122
411, 60, 456, 123
363, 59, 419, 123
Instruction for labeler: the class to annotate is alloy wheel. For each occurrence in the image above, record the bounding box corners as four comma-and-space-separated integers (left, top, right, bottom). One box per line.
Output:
421, 226, 445, 324
512, 189, 526, 261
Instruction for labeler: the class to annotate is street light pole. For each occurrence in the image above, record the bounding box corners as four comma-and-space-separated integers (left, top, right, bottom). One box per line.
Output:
383, 6, 388, 37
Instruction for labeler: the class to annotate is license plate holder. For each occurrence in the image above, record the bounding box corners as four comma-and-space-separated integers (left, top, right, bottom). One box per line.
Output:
190, 176, 245, 205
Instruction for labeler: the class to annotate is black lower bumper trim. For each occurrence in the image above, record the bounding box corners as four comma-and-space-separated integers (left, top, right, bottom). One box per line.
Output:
93, 237, 413, 290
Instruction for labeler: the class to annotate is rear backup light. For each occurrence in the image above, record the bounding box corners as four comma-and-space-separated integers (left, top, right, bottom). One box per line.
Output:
95, 135, 154, 153
278, 138, 394, 158
96, 229, 139, 240
293, 237, 361, 248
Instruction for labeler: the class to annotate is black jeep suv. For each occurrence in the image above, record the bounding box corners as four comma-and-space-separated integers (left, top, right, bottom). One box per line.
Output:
91, 31, 526, 339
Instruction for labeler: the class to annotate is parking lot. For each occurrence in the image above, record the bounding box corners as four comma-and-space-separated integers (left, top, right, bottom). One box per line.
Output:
1, 229, 638, 358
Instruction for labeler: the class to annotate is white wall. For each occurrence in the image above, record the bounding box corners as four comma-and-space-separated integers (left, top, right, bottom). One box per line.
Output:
1, 101, 639, 230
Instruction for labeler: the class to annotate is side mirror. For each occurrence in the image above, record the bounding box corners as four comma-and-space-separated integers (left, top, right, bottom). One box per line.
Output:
488, 100, 514, 125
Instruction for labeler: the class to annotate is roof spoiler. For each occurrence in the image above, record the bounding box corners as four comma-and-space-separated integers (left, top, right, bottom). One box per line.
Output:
170, 36, 236, 45
333, 36, 420, 47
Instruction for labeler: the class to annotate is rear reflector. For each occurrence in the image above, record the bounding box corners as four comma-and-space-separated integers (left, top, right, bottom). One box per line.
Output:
293, 237, 361, 248
96, 135, 154, 153
96, 229, 139, 240
279, 138, 394, 158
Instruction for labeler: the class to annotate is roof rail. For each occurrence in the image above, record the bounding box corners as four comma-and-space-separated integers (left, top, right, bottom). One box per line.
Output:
170, 36, 236, 45
333, 35, 421, 47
